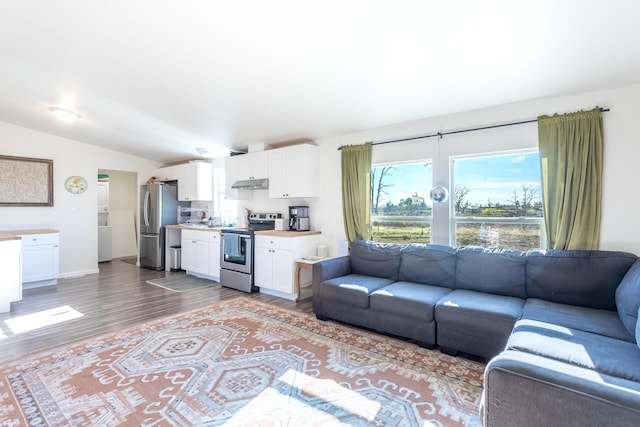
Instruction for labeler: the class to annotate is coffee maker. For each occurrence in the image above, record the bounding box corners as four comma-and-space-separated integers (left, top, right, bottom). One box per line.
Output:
289, 206, 310, 231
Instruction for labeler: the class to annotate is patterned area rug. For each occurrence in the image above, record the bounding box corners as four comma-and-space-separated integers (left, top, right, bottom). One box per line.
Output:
146, 274, 219, 292
0, 297, 485, 426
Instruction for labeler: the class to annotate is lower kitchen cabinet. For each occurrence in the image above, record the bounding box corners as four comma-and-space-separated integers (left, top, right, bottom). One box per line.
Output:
254, 234, 319, 300
21, 232, 59, 288
181, 229, 220, 281
0, 238, 22, 313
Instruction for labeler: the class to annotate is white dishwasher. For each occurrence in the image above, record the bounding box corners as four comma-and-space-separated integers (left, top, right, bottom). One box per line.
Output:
98, 226, 113, 262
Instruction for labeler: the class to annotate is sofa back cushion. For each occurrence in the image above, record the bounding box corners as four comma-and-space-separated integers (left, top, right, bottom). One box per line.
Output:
527, 250, 637, 311
399, 244, 456, 287
615, 258, 640, 336
350, 240, 403, 280
455, 246, 527, 298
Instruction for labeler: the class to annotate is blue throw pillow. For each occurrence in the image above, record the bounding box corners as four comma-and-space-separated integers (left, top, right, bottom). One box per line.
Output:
615, 258, 640, 336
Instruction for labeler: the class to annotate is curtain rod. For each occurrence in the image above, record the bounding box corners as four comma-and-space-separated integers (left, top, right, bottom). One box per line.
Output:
337, 107, 610, 150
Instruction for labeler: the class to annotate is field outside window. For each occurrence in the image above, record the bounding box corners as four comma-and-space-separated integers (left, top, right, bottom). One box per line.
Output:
452, 151, 544, 251
370, 161, 432, 244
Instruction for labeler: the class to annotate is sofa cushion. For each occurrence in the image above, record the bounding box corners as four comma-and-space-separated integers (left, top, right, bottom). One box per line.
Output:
435, 289, 525, 358
455, 246, 527, 298
637, 306, 640, 351
508, 318, 640, 382
615, 258, 640, 336
522, 298, 634, 342
436, 289, 525, 325
350, 240, 403, 280
398, 244, 456, 287
527, 249, 637, 311
319, 274, 394, 309
370, 281, 452, 322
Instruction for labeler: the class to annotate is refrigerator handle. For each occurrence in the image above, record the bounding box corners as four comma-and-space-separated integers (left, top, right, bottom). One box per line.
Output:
143, 190, 151, 227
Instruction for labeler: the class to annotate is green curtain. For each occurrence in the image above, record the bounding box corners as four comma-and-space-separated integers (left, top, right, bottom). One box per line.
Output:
538, 108, 603, 250
341, 143, 372, 243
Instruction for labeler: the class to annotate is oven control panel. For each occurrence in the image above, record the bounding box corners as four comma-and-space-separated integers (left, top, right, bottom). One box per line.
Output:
249, 213, 282, 221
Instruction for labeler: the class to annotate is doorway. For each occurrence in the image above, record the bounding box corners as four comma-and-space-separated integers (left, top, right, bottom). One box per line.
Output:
97, 169, 138, 260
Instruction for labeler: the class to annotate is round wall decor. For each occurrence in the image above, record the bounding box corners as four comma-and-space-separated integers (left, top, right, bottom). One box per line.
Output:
430, 185, 449, 203
65, 176, 88, 194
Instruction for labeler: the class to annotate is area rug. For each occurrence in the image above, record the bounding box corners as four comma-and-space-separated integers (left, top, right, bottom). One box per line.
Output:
0, 297, 485, 426
146, 274, 219, 292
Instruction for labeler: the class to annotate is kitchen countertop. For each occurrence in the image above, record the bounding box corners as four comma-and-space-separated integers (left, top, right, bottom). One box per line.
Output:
254, 230, 321, 237
166, 225, 320, 237
0, 229, 59, 241
166, 224, 225, 232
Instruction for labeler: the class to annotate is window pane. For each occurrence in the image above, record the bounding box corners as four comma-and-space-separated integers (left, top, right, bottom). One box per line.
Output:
453, 152, 543, 250
453, 153, 542, 218
370, 162, 432, 244
456, 222, 542, 251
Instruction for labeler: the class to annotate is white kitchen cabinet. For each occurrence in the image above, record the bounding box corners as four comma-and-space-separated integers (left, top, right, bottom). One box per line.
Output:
237, 151, 269, 181
181, 229, 220, 281
156, 165, 180, 182
254, 233, 320, 300
0, 239, 22, 313
268, 144, 319, 198
21, 232, 59, 287
178, 162, 212, 201
224, 156, 252, 200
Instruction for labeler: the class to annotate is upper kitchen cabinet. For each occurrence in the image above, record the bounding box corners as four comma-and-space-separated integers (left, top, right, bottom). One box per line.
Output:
178, 162, 212, 201
155, 165, 180, 182
237, 151, 269, 181
268, 144, 319, 198
224, 156, 253, 200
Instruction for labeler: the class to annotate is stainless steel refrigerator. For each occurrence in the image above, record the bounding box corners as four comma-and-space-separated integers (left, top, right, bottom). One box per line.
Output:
139, 183, 178, 270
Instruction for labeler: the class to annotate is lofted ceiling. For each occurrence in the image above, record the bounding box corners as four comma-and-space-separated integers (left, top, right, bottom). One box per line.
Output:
0, 1, 639, 164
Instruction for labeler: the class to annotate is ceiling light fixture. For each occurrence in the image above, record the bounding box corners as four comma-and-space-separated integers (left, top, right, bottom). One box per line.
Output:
195, 147, 209, 156
49, 106, 81, 122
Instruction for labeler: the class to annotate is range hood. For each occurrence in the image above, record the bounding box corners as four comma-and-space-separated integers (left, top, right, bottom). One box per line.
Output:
231, 178, 269, 190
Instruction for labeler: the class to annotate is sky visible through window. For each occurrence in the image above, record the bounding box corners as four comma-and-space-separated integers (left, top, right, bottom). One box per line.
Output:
371, 162, 432, 213
454, 152, 541, 206
372, 152, 541, 210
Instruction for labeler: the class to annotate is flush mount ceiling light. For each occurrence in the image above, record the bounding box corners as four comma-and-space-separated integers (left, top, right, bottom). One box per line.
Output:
49, 106, 81, 122
195, 147, 209, 156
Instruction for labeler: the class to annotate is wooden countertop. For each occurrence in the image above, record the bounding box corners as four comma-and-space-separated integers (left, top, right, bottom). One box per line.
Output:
166, 225, 225, 232
254, 230, 321, 237
166, 225, 320, 237
0, 229, 59, 241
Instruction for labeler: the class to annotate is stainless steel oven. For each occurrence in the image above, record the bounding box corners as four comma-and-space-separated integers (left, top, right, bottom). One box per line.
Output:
220, 228, 255, 293
219, 213, 280, 293
221, 229, 252, 273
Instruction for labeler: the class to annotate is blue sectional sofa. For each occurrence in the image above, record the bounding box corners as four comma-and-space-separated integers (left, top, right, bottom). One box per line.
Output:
311, 240, 640, 426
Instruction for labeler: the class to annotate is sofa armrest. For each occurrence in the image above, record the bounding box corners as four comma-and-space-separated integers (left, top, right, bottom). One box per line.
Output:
483, 350, 640, 427
312, 256, 351, 315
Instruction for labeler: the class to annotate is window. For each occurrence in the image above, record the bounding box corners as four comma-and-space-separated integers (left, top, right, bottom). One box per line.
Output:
212, 163, 238, 226
452, 150, 544, 251
370, 161, 432, 244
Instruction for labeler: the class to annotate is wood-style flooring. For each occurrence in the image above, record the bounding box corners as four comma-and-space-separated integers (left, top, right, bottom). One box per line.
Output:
0, 258, 312, 363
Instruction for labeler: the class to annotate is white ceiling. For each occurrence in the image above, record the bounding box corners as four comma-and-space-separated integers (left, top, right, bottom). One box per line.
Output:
1, 1, 639, 163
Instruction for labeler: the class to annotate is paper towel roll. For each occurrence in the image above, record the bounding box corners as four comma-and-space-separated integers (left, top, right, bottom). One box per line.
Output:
317, 245, 328, 258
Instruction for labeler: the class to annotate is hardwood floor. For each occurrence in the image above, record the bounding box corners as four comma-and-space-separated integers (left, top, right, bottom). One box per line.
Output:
0, 259, 313, 363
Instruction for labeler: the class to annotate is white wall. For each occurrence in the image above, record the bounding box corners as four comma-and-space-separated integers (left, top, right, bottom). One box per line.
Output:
309, 83, 640, 256
0, 121, 159, 276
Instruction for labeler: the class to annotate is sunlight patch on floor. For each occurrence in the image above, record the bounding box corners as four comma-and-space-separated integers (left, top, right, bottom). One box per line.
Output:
224, 368, 382, 424
4, 305, 84, 335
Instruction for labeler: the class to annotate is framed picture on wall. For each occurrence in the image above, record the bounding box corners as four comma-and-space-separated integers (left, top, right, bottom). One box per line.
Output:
0, 155, 53, 206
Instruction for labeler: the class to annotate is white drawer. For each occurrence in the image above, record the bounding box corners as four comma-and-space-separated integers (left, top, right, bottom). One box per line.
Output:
20, 233, 59, 246
181, 229, 209, 241
182, 229, 219, 242
255, 235, 293, 251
